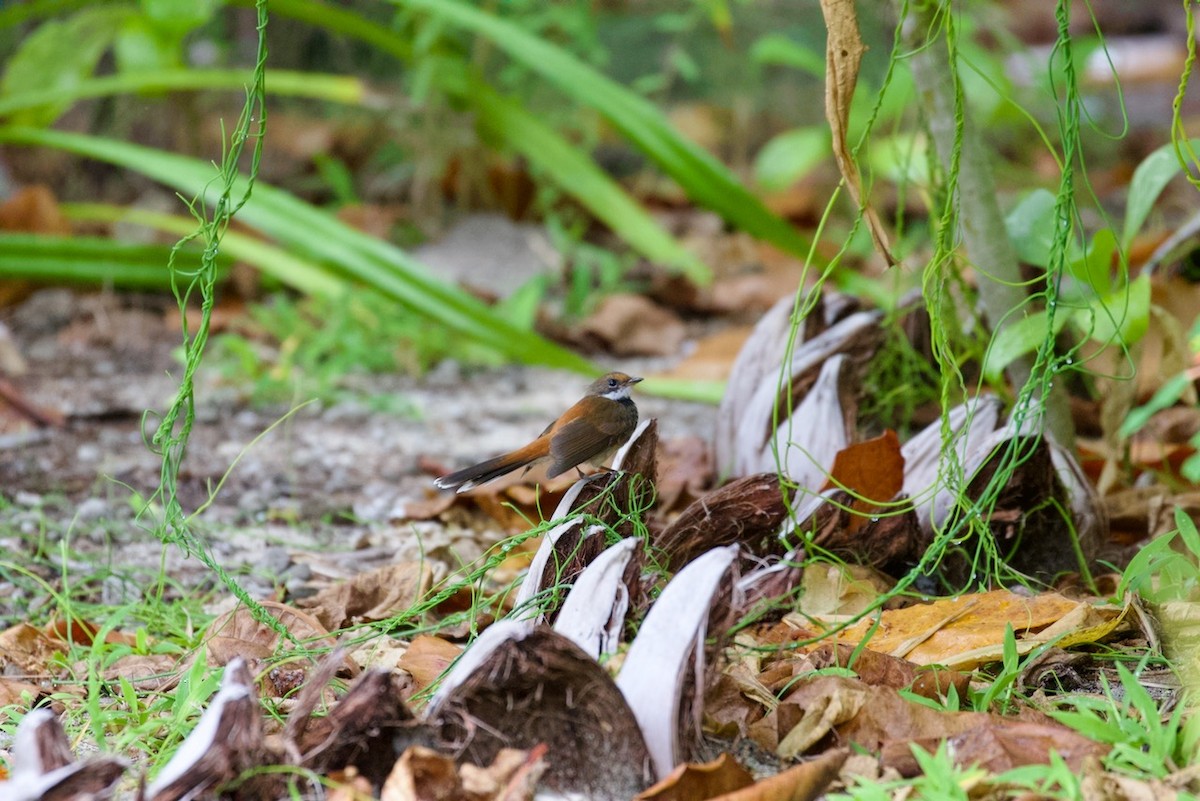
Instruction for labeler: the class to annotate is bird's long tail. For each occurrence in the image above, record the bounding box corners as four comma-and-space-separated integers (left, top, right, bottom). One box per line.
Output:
434, 450, 537, 493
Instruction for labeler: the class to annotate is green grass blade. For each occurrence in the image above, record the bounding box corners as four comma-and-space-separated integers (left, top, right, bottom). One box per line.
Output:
0, 69, 369, 118
0, 233, 229, 287
0, 126, 595, 374
62, 203, 344, 297
399, 0, 816, 262
467, 75, 710, 284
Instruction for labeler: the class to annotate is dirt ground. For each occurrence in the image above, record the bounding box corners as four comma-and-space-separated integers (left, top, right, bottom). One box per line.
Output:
0, 288, 717, 613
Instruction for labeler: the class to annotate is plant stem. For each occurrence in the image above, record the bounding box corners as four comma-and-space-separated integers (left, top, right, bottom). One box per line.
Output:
904, 2, 1075, 448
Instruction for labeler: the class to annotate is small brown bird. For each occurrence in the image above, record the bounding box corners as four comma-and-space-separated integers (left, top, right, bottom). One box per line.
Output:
435, 372, 643, 493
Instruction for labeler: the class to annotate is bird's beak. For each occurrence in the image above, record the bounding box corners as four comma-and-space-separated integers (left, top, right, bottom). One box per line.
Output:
630, 376, 644, 384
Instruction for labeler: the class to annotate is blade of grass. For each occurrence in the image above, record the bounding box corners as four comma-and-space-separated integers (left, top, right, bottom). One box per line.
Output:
0, 69, 371, 118
0, 125, 596, 374
62, 203, 343, 297
398, 0, 817, 263
465, 73, 710, 284
0, 233, 229, 287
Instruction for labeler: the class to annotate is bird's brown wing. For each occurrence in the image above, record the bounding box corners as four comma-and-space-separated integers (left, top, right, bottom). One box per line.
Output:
547, 416, 624, 478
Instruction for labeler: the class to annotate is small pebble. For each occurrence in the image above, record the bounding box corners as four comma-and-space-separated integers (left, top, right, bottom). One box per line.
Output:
74, 497, 109, 523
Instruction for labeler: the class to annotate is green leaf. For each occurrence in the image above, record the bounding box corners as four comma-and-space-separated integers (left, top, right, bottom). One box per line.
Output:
754, 127, 829, 191
0, 6, 132, 126
140, 0, 223, 34
0, 126, 595, 375
1005, 189, 1057, 269
982, 309, 1069, 384
115, 15, 180, 72
1124, 137, 1200, 249
399, 0, 816, 262
750, 33, 824, 77
468, 76, 711, 284
1118, 372, 1190, 438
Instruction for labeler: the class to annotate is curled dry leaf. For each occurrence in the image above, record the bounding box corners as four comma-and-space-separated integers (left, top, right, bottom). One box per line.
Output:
0, 678, 41, 711
0, 623, 66, 675
207, 601, 335, 665
819, 0, 895, 266
706, 748, 847, 801
101, 654, 183, 693
396, 635, 463, 694
297, 561, 433, 630
577, 293, 687, 357
761, 675, 1106, 774
634, 752, 754, 801
427, 622, 653, 800
655, 473, 789, 571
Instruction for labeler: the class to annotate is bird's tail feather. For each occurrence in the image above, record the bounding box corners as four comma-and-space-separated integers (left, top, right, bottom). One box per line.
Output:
434, 451, 536, 493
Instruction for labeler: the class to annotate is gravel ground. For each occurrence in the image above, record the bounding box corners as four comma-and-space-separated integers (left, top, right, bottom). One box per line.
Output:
0, 289, 718, 615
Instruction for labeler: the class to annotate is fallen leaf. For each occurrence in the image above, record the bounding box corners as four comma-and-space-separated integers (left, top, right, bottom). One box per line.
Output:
0, 678, 41, 712
635, 753, 754, 801
0, 623, 66, 675
205, 601, 350, 676
709, 749, 847, 801
102, 654, 183, 692
381, 748, 460, 801
578, 294, 687, 356
298, 562, 432, 630
830, 590, 1106, 670
396, 635, 462, 694
820, 430, 905, 532
0, 185, 71, 234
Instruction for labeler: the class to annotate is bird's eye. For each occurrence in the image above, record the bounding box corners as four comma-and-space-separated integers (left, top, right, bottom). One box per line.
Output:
608, 377, 618, 387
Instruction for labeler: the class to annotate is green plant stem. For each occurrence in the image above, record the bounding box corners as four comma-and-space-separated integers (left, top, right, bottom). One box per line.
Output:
905, 2, 1075, 448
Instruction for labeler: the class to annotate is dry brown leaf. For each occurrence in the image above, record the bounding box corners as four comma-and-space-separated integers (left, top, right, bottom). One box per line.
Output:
298, 562, 432, 631
397, 635, 463, 694
205, 601, 346, 674
46, 618, 138, 649
819, 0, 895, 266
102, 654, 183, 693
658, 326, 753, 383
0, 678, 41, 711
0, 185, 71, 234
883, 719, 1107, 776
380, 745, 463, 801
634, 752, 754, 801
708, 749, 847, 801
820, 430, 905, 532
770, 676, 1106, 774
831, 590, 1093, 669
461, 746, 548, 800
0, 623, 66, 675
578, 294, 687, 356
